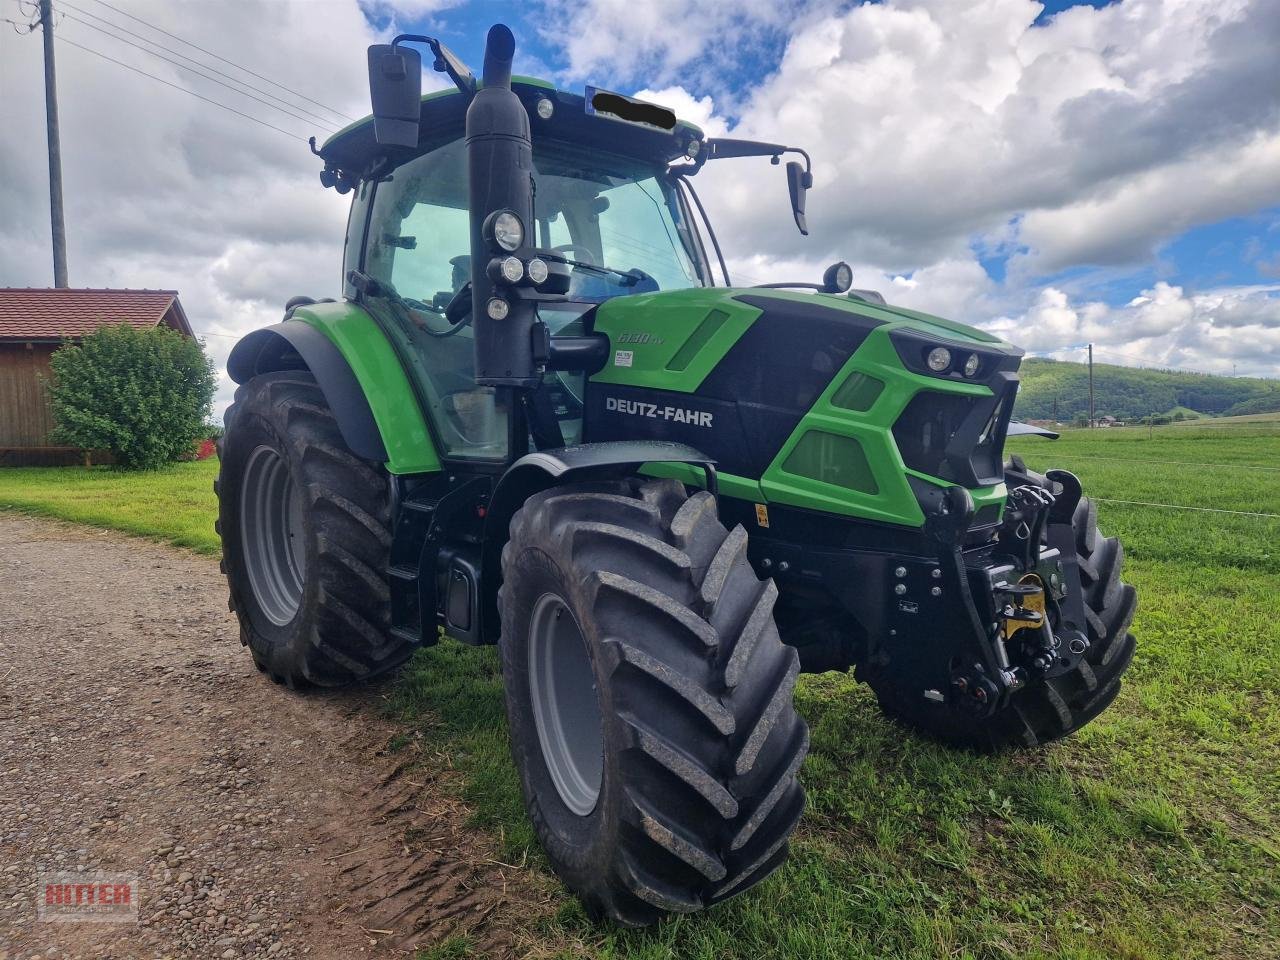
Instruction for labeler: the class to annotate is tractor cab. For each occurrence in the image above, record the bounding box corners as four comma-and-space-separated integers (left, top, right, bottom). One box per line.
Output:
317, 81, 715, 457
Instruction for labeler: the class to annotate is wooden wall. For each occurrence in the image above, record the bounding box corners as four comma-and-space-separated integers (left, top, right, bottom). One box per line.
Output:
0, 343, 58, 447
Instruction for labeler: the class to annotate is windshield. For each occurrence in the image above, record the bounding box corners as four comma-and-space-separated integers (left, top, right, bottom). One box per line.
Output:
360, 138, 705, 315
532, 141, 704, 298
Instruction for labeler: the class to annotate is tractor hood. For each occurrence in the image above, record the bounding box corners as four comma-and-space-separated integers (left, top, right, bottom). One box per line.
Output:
586, 287, 1023, 526
590, 287, 1022, 395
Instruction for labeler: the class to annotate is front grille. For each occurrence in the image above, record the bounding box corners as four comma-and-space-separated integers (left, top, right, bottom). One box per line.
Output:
892, 387, 1012, 486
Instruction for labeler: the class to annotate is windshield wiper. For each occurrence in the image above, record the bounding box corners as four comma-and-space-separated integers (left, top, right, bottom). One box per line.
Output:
556, 258, 648, 287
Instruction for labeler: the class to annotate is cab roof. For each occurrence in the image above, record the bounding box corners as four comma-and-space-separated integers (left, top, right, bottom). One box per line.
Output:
318, 77, 705, 177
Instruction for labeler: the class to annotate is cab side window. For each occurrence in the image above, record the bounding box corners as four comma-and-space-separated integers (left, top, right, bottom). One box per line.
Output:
365, 141, 508, 460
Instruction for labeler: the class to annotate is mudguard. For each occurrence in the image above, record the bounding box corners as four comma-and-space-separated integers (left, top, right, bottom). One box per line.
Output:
478, 440, 716, 642
228, 320, 387, 461
225, 303, 439, 474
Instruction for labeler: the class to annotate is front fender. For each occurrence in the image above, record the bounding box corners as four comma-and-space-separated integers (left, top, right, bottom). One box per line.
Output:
478, 441, 716, 643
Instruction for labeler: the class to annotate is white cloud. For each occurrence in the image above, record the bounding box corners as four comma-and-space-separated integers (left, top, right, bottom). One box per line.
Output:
697, 0, 1280, 267
0, 0, 382, 412
986, 281, 1280, 376
1014, 132, 1280, 272
536, 0, 809, 85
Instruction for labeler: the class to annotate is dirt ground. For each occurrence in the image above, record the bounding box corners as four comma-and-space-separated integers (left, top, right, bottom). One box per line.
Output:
0, 515, 551, 960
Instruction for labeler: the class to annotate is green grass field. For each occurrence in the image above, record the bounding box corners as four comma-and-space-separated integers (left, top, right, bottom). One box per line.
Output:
2, 423, 1277, 959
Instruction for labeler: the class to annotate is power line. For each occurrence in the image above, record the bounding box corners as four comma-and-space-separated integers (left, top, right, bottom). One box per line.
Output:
56, 34, 309, 142
1093, 498, 1280, 519
1053, 454, 1280, 473
83, 0, 356, 122
56, 8, 335, 133
55, 2, 341, 131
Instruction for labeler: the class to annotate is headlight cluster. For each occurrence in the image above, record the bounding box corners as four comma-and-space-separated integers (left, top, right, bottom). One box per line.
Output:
924, 346, 982, 378
481, 210, 559, 317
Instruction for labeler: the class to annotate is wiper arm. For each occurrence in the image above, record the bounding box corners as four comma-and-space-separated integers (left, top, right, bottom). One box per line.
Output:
557, 257, 648, 287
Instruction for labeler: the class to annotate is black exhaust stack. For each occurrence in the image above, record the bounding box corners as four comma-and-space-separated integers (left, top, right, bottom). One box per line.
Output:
467, 24, 538, 388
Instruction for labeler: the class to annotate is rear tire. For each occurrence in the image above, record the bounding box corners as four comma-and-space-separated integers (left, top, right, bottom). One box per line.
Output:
216, 371, 414, 687
499, 479, 809, 925
862, 462, 1137, 750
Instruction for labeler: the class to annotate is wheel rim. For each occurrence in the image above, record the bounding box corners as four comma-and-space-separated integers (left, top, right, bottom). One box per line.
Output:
528, 592, 604, 816
240, 445, 307, 626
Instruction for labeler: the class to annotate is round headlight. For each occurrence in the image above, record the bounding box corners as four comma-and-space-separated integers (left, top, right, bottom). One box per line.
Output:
835, 263, 852, 291
963, 353, 981, 377
491, 211, 524, 251
685, 139, 701, 158
926, 347, 952, 372
536, 98, 554, 119
527, 258, 549, 284
486, 297, 510, 320
499, 256, 524, 284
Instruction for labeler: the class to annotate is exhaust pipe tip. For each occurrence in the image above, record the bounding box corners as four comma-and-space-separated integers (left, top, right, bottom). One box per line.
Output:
482, 23, 515, 88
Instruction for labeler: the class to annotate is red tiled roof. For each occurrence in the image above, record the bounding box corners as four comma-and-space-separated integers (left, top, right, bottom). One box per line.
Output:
0, 288, 192, 341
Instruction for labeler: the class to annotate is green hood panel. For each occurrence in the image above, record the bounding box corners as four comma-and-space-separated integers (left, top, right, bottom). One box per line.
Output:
591, 287, 1012, 396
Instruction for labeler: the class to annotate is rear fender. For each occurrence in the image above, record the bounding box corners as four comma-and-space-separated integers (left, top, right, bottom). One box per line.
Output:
225, 302, 439, 474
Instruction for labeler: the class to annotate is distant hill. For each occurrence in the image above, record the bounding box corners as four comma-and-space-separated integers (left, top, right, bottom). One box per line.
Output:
1013, 358, 1280, 422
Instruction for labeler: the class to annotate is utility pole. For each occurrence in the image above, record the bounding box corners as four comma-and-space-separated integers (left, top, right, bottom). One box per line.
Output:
1087, 343, 1095, 429
39, 0, 69, 288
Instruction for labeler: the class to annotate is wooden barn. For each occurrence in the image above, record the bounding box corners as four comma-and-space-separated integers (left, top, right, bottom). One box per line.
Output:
0, 288, 194, 466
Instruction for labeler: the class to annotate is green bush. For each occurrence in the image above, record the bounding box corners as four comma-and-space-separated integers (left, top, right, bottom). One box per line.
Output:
48, 324, 217, 470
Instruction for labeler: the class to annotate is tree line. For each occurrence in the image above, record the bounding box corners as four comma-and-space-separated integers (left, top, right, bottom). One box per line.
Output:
1013, 358, 1280, 422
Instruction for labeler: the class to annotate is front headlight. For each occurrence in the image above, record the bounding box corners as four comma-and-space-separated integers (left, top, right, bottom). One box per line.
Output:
926, 347, 952, 372
489, 211, 524, 251
499, 256, 524, 284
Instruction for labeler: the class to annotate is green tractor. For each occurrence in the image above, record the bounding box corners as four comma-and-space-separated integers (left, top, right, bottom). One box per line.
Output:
216, 24, 1137, 925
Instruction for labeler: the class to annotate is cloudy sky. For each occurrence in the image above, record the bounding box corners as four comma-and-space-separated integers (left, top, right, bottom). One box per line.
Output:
2, 0, 1278, 412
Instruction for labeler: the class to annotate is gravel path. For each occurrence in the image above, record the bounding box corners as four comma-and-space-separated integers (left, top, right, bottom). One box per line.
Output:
0, 515, 545, 960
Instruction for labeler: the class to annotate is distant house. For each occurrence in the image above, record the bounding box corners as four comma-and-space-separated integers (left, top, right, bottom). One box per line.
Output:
0, 288, 193, 466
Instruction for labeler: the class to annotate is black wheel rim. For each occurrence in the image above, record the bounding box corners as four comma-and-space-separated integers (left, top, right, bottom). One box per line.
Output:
240, 444, 306, 626
528, 592, 604, 815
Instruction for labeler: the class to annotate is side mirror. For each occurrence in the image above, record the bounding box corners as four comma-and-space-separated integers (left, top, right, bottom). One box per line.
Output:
367, 43, 422, 146
821, 261, 853, 294
786, 160, 812, 236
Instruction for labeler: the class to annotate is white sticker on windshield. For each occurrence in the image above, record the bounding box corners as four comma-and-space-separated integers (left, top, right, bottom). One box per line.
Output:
614, 350, 634, 368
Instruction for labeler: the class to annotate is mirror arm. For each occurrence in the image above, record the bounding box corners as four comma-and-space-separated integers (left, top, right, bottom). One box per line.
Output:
391, 33, 477, 96
704, 139, 811, 172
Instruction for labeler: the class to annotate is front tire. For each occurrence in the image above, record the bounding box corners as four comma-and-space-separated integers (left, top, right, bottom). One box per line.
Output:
216, 371, 414, 687
499, 479, 809, 925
